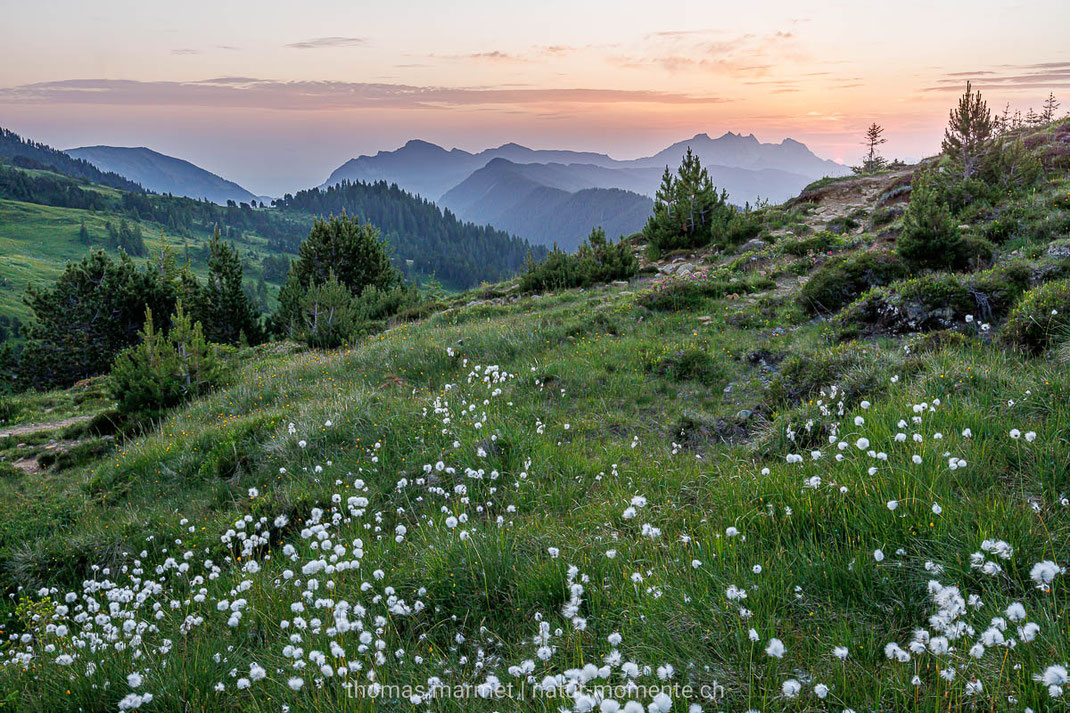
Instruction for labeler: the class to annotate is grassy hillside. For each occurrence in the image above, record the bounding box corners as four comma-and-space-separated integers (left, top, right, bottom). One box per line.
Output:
1, 120, 1069, 712
2, 275, 1068, 712
0, 196, 282, 324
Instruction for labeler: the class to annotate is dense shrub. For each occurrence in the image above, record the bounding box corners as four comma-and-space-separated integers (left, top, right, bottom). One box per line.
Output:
825, 212, 862, 235
723, 210, 765, 246
294, 275, 428, 349
979, 199, 1070, 246
645, 347, 725, 386
869, 205, 904, 228
1001, 279, 1070, 353
637, 273, 775, 312
908, 330, 971, 354
836, 273, 974, 338
968, 259, 1033, 320
834, 258, 1052, 339
979, 136, 1044, 192
295, 275, 360, 349
19, 251, 175, 390
520, 228, 637, 293
800, 251, 907, 314
780, 231, 845, 257
188, 231, 264, 346
109, 306, 221, 421
896, 175, 968, 270
925, 169, 996, 215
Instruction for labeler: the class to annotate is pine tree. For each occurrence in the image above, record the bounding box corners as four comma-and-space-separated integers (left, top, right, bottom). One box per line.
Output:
942, 81, 993, 179
199, 230, 263, 346
996, 103, 1012, 135
859, 123, 888, 173
168, 302, 220, 398
297, 272, 359, 349
274, 214, 400, 335
78, 219, 90, 246
19, 251, 175, 389
1041, 93, 1060, 123
896, 174, 965, 270
109, 304, 219, 419
150, 231, 180, 284
643, 148, 732, 251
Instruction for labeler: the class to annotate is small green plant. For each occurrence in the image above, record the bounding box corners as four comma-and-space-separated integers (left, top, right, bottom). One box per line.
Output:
826, 213, 861, 235
869, 205, 904, 228
637, 273, 774, 312
1001, 279, 1070, 353
780, 231, 845, 257
646, 347, 725, 386
767, 342, 872, 405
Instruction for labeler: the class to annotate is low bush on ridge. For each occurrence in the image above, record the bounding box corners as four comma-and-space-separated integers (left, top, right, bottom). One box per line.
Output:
637, 272, 775, 312
1002, 278, 1070, 353
520, 227, 638, 293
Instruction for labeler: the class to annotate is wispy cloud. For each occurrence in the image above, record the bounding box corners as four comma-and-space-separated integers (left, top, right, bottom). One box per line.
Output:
171, 48, 200, 56
537, 45, 576, 55
285, 36, 366, 50
0, 77, 730, 111
451, 50, 527, 63
925, 62, 1070, 91
614, 30, 802, 78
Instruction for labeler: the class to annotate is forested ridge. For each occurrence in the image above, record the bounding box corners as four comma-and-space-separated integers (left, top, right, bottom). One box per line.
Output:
0, 127, 144, 193
274, 180, 545, 286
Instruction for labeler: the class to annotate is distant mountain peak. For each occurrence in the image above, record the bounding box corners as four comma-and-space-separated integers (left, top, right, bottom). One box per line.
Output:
400, 139, 447, 152
65, 145, 259, 204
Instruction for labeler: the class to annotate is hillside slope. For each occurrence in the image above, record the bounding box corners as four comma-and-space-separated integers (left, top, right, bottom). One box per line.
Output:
2, 119, 1069, 713
1, 127, 143, 192
66, 146, 261, 205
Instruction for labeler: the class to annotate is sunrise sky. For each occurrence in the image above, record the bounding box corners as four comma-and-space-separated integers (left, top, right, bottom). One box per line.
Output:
2, 0, 1068, 195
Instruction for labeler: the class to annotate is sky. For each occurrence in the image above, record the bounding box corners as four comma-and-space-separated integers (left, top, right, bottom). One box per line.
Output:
2, 0, 1068, 196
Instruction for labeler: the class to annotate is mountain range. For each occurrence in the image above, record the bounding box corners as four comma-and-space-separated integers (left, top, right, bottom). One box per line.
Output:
14, 130, 849, 249
322, 132, 849, 246
65, 146, 263, 205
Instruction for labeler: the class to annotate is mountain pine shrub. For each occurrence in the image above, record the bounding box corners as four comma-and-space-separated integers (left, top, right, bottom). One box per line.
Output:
896, 175, 967, 270
520, 227, 638, 293
801, 251, 907, 314
109, 305, 220, 421
295, 273, 360, 349
275, 215, 400, 336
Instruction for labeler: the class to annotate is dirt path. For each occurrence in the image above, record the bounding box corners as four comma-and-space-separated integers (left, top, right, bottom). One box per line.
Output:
0, 414, 93, 440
